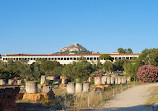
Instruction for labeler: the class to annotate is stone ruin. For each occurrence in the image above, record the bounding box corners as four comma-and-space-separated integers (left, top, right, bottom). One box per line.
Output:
40, 75, 46, 84
25, 81, 38, 93
93, 76, 129, 90
66, 75, 129, 94
94, 77, 102, 85
67, 82, 90, 94
0, 78, 22, 86
94, 76, 128, 85
40, 75, 69, 88
0, 79, 6, 85
59, 76, 68, 87
22, 81, 54, 102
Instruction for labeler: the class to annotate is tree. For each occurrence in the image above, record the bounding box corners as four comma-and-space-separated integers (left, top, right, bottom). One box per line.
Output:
29, 62, 44, 80
138, 48, 158, 66
99, 54, 112, 61
40, 60, 61, 76
62, 60, 93, 81
113, 59, 124, 71
7, 60, 17, 73
96, 59, 103, 72
127, 48, 133, 53
118, 48, 127, 53
53, 66, 63, 75
72, 60, 92, 80
123, 59, 139, 80
103, 61, 113, 73
117, 48, 133, 53
0, 69, 19, 80
62, 64, 74, 80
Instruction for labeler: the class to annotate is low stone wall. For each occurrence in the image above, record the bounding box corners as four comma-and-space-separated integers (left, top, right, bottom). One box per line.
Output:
0, 86, 20, 111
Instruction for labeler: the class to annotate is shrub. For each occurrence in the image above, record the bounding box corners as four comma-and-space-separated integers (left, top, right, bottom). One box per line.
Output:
90, 71, 104, 82
46, 80, 54, 86
91, 71, 104, 77
137, 65, 158, 83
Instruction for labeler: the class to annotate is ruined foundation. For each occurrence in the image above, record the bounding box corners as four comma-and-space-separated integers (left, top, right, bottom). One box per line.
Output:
111, 77, 115, 84
83, 83, 90, 93
17, 80, 21, 85
117, 77, 122, 84
94, 77, 102, 85
101, 76, 107, 84
67, 82, 75, 94
42, 86, 52, 93
40, 75, 46, 84
107, 77, 111, 84
122, 77, 127, 84
8, 79, 14, 85
75, 83, 83, 93
25, 81, 38, 93
0, 79, 6, 85
62, 79, 66, 84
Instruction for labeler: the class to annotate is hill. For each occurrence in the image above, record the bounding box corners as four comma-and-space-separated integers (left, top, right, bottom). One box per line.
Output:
56, 43, 92, 54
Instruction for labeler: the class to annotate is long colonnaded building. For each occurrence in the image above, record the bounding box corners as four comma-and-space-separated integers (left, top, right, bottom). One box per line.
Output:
1, 52, 140, 64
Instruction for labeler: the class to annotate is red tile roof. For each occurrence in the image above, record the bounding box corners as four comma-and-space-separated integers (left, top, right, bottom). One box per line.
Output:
4, 53, 140, 57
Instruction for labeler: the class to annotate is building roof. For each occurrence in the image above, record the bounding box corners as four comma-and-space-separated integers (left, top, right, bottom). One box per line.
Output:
3, 53, 140, 57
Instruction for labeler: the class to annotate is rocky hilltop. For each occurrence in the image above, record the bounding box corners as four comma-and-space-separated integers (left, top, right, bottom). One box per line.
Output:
56, 43, 92, 54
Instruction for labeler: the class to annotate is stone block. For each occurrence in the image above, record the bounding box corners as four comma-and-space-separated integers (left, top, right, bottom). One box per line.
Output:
67, 82, 75, 94
25, 81, 38, 93
75, 83, 83, 93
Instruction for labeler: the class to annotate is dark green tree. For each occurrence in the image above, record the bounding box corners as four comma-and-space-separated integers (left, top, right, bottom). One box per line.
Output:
29, 62, 44, 80
40, 60, 61, 76
118, 48, 133, 54
118, 48, 127, 53
123, 59, 140, 80
53, 66, 63, 75
113, 59, 124, 71
62, 64, 74, 80
99, 54, 112, 60
138, 48, 158, 66
62, 60, 93, 81
127, 48, 133, 53
103, 61, 113, 73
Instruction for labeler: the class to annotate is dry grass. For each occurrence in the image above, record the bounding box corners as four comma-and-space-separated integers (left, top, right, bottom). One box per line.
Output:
52, 87, 67, 96
51, 82, 135, 110
16, 82, 136, 110
144, 86, 158, 105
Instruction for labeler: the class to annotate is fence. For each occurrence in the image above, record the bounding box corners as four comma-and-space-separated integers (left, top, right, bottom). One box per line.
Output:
52, 81, 136, 110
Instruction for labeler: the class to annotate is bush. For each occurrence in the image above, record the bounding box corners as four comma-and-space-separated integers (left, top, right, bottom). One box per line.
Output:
46, 80, 54, 86
137, 65, 158, 83
91, 71, 104, 77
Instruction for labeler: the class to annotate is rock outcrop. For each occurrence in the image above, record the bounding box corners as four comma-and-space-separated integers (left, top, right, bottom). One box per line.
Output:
56, 43, 92, 54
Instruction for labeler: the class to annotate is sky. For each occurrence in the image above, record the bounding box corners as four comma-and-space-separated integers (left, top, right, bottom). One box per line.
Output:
0, 0, 158, 55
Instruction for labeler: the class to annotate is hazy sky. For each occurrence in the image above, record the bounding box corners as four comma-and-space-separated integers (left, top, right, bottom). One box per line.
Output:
0, 0, 158, 54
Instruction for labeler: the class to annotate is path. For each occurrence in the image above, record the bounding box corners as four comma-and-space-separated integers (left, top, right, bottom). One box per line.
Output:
92, 83, 158, 111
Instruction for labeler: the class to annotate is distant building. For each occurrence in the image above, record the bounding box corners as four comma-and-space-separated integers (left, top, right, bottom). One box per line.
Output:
110, 52, 120, 54
1, 52, 140, 64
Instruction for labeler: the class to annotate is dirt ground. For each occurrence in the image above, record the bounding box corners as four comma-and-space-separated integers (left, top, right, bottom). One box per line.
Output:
92, 83, 158, 111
